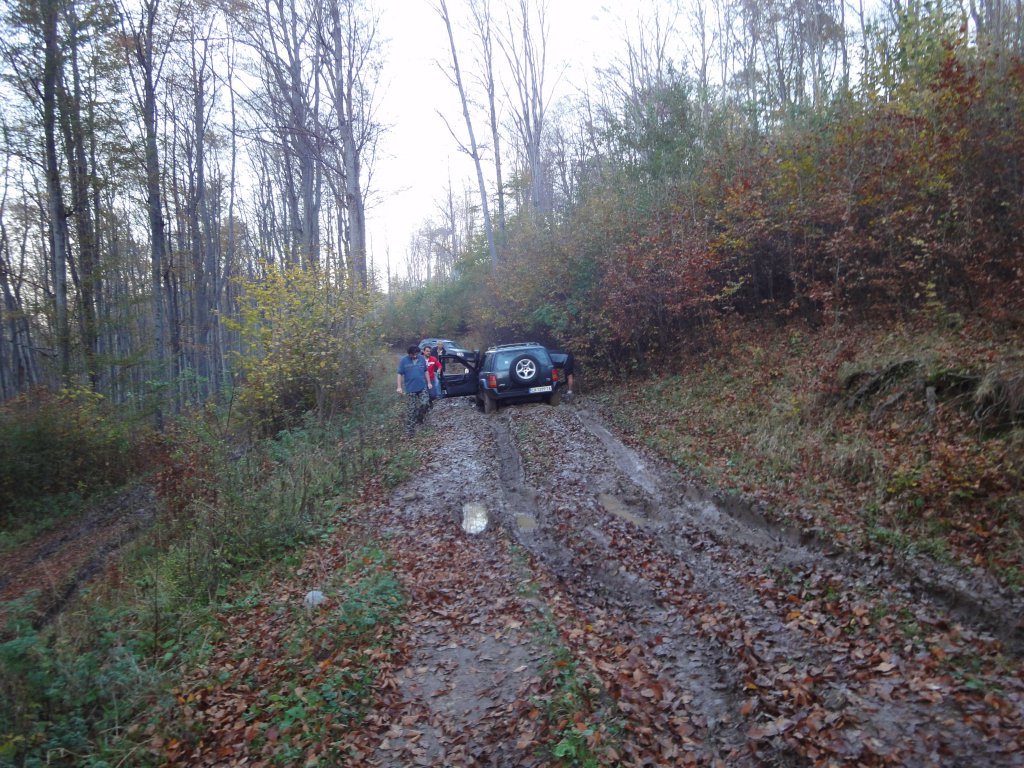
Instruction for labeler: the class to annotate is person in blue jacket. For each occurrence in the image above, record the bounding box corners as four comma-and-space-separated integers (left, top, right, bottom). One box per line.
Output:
396, 345, 430, 436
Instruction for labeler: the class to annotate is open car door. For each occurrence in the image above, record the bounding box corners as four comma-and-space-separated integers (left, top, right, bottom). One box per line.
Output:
439, 350, 479, 398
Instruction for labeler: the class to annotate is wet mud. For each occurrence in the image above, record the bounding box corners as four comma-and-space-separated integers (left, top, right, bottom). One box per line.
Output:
368, 394, 1024, 766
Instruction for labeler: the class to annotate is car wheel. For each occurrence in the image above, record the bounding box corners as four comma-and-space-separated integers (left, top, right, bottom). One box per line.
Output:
509, 354, 540, 385
547, 388, 562, 406
483, 393, 497, 414
475, 394, 484, 411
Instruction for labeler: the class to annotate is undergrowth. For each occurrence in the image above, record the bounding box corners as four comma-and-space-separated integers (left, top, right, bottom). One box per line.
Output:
0, 352, 414, 767
0, 387, 145, 547
157, 544, 406, 767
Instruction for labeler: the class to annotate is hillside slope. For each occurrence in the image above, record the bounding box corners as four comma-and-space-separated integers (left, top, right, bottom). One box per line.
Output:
599, 317, 1023, 620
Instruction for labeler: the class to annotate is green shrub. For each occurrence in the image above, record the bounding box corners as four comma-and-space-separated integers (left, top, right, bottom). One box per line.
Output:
0, 599, 167, 767
225, 265, 381, 435
0, 387, 142, 522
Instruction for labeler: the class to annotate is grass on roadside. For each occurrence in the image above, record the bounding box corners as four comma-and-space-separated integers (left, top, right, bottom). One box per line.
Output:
0, 352, 418, 767
156, 544, 405, 767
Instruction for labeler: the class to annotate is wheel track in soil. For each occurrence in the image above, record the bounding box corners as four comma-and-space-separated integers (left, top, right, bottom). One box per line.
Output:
487, 400, 1023, 766
0, 484, 156, 631
491, 407, 750, 764
8, 395, 1022, 766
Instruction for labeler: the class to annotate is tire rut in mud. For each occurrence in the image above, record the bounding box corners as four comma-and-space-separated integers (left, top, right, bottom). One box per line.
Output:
0, 484, 157, 631
491, 406, 753, 764
488, 401, 1022, 766
578, 406, 1024, 655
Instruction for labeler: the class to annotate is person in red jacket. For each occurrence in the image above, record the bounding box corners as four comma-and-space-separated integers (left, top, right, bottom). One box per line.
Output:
422, 344, 442, 402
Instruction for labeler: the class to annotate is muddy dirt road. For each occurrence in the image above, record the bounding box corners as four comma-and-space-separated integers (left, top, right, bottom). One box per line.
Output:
10, 392, 1022, 766
346, 395, 1024, 766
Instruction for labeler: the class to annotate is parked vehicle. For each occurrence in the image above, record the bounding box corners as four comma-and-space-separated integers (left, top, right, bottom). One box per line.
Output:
419, 337, 467, 354
441, 342, 563, 413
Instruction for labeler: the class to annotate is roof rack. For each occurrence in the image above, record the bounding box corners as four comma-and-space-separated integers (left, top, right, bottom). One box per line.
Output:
491, 341, 543, 350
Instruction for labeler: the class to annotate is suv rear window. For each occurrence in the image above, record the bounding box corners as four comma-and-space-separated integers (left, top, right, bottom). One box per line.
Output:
493, 348, 551, 369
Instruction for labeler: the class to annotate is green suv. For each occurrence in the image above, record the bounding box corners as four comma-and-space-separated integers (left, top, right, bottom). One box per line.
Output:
440, 342, 564, 413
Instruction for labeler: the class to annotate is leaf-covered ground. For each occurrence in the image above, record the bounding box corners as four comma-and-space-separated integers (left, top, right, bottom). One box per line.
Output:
150, 391, 1023, 766
601, 320, 1024, 602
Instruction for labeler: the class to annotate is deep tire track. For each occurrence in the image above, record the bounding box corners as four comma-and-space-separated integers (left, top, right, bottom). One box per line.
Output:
494, 400, 1024, 767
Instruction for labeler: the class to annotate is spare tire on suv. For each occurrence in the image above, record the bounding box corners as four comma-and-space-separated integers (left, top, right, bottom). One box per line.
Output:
509, 353, 541, 385
437, 341, 567, 412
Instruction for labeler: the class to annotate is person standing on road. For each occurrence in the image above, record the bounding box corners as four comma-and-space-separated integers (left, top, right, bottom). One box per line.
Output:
550, 349, 576, 401
422, 344, 442, 402
397, 345, 429, 436
435, 343, 449, 395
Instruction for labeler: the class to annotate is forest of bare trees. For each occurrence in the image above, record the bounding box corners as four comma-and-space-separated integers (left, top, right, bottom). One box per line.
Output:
0, 0, 382, 410
2, 0, 1022, 407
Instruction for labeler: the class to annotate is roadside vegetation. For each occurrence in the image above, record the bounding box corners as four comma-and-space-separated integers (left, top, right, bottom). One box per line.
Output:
600, 317, 1023, 592
0, 386, 144, 552
0, 354, 416, 766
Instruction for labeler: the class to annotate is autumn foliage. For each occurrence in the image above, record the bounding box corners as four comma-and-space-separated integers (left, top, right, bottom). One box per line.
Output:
473, 42, 1024, 366
226, 264, 380, 434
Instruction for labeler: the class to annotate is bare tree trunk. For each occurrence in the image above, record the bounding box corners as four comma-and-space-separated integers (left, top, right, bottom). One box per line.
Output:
437, 0, 498, 270
243, 0, 321, 268
223, 38, 238, 392
62, 0, 101, 390
43, 0, 70, 382
290, 0, 319, 269
0, 215, 40, 395
691, 0, 713, 128
188, 32, 213, 399
122, 0, 172, 428
501, 0, 552, 218
328, 0, 368, 288
315, 0, 381, 289
470, 0, 505, 234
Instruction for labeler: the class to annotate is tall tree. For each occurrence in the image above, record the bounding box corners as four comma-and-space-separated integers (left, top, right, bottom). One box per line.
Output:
469, 0, 506, 234
500, 0, 553, 218
120, 0, 178, 426
42, 0, 71, 380
238, 0, 322, 268
436, 0, 498, 269
317, 0, 380, 289
172, 11, 220, 399
0, 145, 41, 397
60, 0, 106, 389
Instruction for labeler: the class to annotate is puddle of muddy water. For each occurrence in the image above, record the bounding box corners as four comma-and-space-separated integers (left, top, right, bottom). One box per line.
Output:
462, 502, 488, 534
598, 493, 647, 527
579, 410, 659, 495
515, 514, 537, 531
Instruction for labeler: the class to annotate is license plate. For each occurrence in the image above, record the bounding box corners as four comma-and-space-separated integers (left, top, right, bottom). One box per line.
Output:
528, 385, 552, 393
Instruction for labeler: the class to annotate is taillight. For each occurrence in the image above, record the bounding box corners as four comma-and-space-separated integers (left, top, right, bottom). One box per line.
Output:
552, 369, 559, 382
487, 374, 498, 388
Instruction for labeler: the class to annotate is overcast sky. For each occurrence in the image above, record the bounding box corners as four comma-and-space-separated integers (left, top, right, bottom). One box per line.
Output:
367, 0, 618, 281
